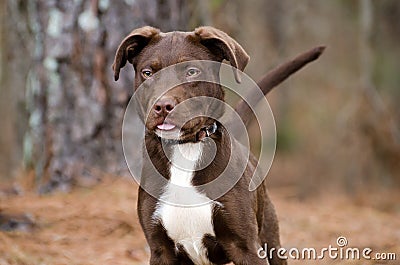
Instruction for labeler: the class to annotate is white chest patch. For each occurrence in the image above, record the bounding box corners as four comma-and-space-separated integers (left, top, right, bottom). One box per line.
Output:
153, 142, 215, 265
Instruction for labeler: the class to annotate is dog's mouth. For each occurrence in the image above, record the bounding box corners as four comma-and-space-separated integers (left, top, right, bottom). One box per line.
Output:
156, 122, 176, 131
151, 117, 215, 142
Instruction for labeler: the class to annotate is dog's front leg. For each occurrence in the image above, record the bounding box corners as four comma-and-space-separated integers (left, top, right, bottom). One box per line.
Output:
138, 188, 179, 265
149, 243, 177, 265
146, 225, 195, 265
146, 228, 195, 265
223, 243, 268, 265
213, 205, 268, 264
213, 226, 268, 264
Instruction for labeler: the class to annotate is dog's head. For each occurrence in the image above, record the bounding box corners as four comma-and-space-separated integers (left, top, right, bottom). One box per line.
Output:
113, 26, 249, 142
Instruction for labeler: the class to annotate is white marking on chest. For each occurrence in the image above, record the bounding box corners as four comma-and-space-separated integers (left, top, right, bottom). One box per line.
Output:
154, 142, 215, 265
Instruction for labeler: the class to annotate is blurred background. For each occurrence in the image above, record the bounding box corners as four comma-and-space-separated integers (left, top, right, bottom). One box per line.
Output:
0, 0, 399, 264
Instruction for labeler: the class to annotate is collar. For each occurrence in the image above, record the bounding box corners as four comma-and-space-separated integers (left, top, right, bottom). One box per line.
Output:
196, 122, 218, 141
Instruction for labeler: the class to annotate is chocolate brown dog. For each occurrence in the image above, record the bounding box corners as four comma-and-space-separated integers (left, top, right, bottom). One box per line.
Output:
113, 26, 286, 265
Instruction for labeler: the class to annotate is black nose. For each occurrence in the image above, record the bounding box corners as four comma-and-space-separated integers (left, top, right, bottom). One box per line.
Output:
153, 97, 176, 115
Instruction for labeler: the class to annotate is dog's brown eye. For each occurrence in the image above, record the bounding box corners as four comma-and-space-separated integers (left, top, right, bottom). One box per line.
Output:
141, 69, 153, 79
186, 67, 201, 77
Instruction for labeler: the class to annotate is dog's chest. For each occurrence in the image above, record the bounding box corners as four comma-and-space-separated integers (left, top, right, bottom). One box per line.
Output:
154, 143, 215, 265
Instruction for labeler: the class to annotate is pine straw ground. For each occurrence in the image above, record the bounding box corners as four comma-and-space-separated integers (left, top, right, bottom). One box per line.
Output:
0, 177, 399, 265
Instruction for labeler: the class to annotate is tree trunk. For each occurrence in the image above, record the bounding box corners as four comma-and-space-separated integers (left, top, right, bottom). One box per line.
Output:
356, 0, 400, 186
0, 0, 14, 179
4, 0, 193, 193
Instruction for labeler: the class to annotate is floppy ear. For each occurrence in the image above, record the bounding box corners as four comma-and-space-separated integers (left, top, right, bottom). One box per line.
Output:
112, 26, 160, 81
194, 26, 250, 83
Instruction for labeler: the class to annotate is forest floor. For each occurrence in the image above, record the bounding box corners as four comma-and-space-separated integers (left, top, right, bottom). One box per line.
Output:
0, 176, 399, 265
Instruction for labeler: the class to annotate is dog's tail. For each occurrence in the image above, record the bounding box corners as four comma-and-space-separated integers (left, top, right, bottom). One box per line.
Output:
234, 46, 326, 128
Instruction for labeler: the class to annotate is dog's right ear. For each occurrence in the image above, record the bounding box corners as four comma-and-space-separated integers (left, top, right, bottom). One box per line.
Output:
112, 26, 160, 81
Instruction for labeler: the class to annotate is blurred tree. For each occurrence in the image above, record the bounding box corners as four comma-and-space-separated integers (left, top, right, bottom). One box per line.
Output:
357, 0, 400, 185
3, 0, 199, 192
18, 0, 145, 192
339, 0, 400, 190
0, 0, 15, 178
137, 0, 192, 31
262, 0, 294, 152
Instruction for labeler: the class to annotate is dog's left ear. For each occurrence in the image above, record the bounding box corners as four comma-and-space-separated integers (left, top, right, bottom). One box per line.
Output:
112, 26, 160, 81
194, 26, 250, 83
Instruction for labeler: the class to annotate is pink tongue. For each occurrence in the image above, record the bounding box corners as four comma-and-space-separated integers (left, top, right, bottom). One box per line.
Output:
157, 123, 176, 131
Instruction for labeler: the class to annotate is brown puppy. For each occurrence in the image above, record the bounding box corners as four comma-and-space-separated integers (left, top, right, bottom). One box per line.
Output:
113, 26, 286, 265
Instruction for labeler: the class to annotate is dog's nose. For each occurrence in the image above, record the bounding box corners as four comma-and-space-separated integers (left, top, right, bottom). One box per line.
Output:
153, 97, 176, 115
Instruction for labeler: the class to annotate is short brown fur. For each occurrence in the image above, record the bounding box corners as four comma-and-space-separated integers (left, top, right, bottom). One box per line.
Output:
113, 26, 286, 265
